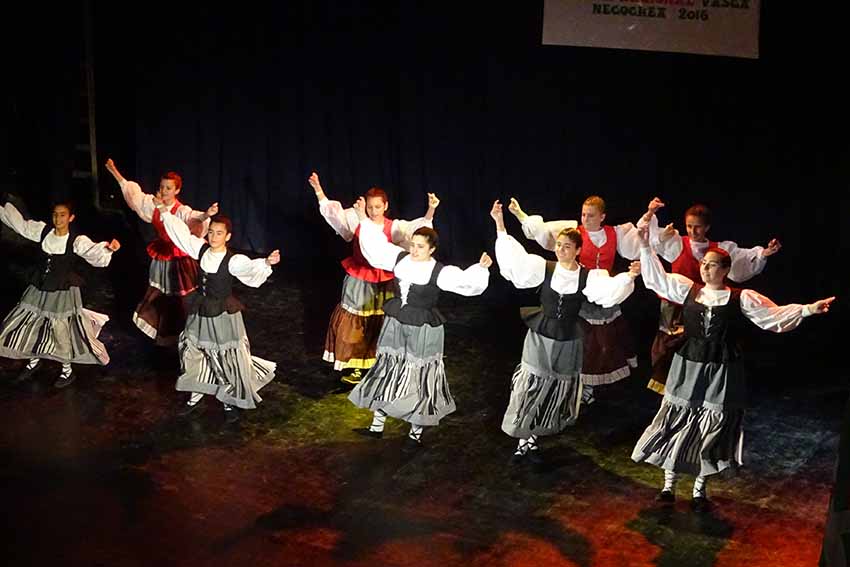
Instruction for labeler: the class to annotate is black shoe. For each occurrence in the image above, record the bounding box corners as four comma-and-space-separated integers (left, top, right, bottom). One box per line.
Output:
526, 449, 544, 465
509, 452, 526, 465
177, 402, 204, 418
14, 363, 40, 383
402, 436, 423, 453
691, 496, 711, 513
353, 428, 383, 439
656, 490, 675, 504
53, 372, 76, 389
224, 408, 240, 424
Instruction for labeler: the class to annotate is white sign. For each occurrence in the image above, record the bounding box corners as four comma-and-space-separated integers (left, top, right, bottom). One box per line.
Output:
542, 0, 761, 59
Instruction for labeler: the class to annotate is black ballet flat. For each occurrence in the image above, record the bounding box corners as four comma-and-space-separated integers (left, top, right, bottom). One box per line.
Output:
353, 428, 383, 439
655, 490, 675, 504
691, 496, 711, 513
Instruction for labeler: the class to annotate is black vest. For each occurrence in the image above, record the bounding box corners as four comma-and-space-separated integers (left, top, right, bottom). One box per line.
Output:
186, 244, 245, 317
521, 262, 588, 341
382, 252, 446, 327
29, 226, 83, 291
677, 284, 745, 364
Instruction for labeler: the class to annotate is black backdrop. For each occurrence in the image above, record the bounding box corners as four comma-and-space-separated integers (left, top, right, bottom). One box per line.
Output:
3, 1, 847, 381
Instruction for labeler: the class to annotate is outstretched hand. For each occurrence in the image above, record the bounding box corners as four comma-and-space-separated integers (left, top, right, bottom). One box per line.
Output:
763, 238, 782, 257
507, 197, 527, 221
206, 202, 219, 218
479, 252, 493, 269
266, 249, 281, 266
105, 158, 123, 182
646, 196, 665, 216
659, 222, 676, 243
637, 223, 650, 245
811, 296, 836, 315
427, 193, 440, 209
106, 239, 121, 252
352, 196, 367, 220
490, 200, 506, 231
308, 172, 325, 199
152, 194, 164, 208
628, 260, 641, 278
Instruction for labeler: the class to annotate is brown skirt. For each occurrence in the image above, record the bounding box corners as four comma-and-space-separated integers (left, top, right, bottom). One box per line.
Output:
580, 315, 637, 385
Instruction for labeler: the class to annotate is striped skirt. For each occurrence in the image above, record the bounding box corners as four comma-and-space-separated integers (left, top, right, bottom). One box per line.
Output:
323, 275, 393, 370
0, 285, 109, 365
502, 330, 583, 438
176, 311, 276, 409
348, 316, 453, 426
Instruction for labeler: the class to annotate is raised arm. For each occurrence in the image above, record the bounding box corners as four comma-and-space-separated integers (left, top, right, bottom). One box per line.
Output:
723, 238, 781, 283
635, 196, 680, 262
73, 235, 120, 267
508, 197, 577, 252
310, 172, 358, 241
227, 251, 278, 288
154, 201, 205, 260
391, 192, 438, 246
0, 202, 46, 242
355, 199, 406, 271
106, 158, 156, 222
638, 228, 694, 304
436, 253, 491, 297
740, 291, 834, 333
492, 200, 547, 289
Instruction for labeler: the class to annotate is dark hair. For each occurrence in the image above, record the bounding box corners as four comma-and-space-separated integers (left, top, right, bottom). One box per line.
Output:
685, 204, 712, 225
557, 227, 582, 249
161, 171, 183, 191
583, 195, 606, 214
364, 187, 388, 203
209, 214, 233, 234
705, 248, 732, 269
413, 226, 438, 250
52, 201, 75, 215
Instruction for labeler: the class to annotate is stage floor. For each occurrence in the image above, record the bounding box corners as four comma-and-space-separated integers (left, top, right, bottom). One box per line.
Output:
0, 243, 844, 567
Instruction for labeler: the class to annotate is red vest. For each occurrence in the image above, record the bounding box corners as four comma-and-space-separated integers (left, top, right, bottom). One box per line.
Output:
578, 225, 617, 271
147, 201, 192, 260
671, 236, 721, 281
341, 218, 395, 283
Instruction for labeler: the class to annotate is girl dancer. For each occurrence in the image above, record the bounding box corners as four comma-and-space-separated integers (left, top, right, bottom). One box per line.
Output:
309, 172, 438, 385
106, 158, 218, 345
0, 199, 120, 387
347, 197, 491, 450
632, 225, 833, 510
491, 200, 639, 463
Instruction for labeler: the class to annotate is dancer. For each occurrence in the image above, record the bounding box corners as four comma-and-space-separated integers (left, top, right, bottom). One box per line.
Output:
106, 158, 217, 345
0, 198, 120, 387
507, 195, 652, 404
638, 200, 781, 393
632, 225, 833, 511
309, 171, 438, 385
347, 197, 491, 450
155, 200, 279, 421
491, 200, 639, 463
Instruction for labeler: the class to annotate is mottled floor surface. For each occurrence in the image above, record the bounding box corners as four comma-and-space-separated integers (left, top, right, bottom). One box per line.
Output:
0, 229, 845, 567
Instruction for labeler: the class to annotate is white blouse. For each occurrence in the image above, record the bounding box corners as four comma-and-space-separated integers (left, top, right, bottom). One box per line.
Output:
0, 203, 114, 267
120, 179, 209, 236
157, 206, 272, 288
520, 214, 652, 261
357, 219, 489, 303
318, 198, 432, 250
495, 231, 635, 308
639, 246, 813, 333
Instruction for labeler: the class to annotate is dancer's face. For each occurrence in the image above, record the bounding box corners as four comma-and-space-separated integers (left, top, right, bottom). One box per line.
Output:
555, 236, 580, 264
685, 215, 710, 242
51, 205, 75, 234
581, 204, 605, 231
409, 235, 435, 262
366, 196, 388, 222
699, 250, 730, 286
157, 179, 181, 206
207, 221, 232, 250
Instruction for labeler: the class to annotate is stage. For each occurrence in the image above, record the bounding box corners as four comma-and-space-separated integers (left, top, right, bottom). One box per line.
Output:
0, 234, 843, 567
